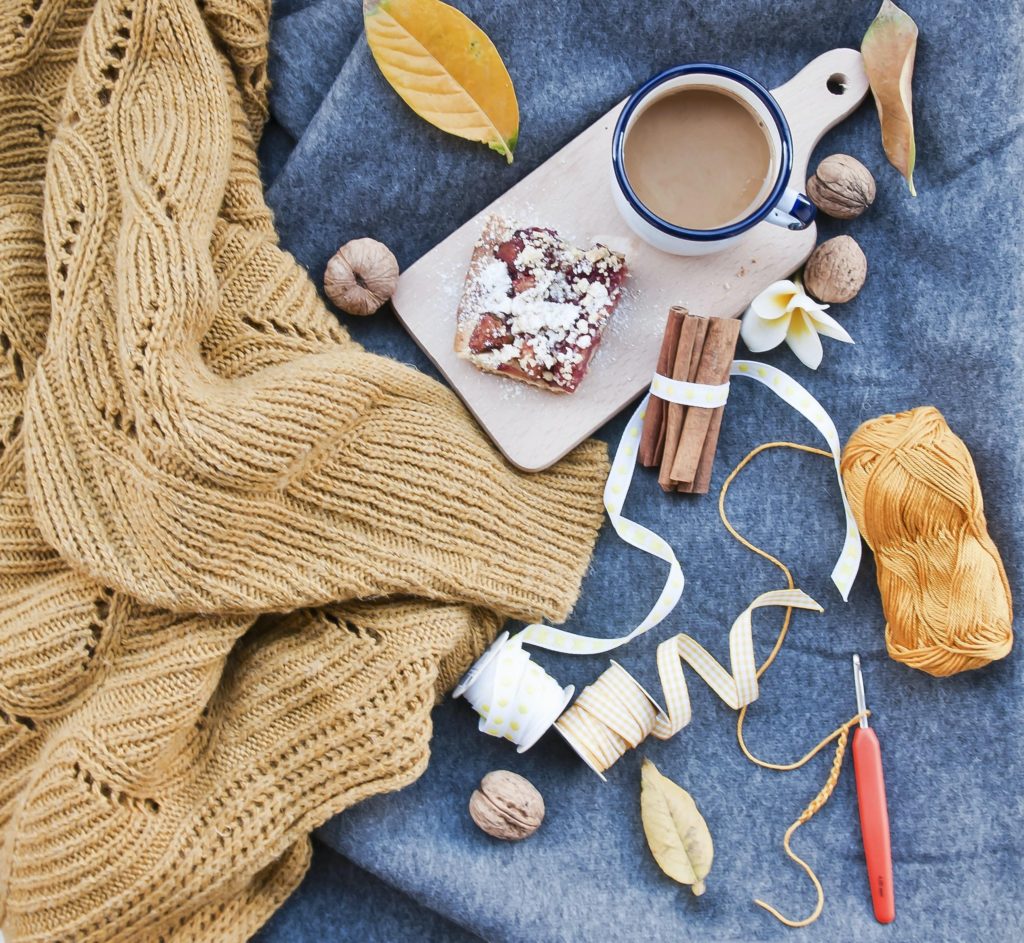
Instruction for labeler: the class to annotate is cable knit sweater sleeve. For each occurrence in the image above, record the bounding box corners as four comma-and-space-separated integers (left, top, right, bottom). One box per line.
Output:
22, 0, 609, 620
1, 3, 606, 938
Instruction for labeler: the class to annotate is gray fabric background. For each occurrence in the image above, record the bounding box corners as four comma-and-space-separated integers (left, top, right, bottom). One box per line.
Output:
255, 1, 1024, 940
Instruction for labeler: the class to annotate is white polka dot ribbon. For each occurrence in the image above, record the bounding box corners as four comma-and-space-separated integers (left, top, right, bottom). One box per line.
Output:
508, 379, 700, 659
556, 588, 823, 777
454, 360, 861, 752
515, 360, 859, 657
452, 630, 575, 752
649, 373, 731, 408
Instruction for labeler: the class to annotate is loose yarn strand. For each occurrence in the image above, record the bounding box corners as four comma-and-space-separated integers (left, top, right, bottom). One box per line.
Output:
718, 441, 862, 927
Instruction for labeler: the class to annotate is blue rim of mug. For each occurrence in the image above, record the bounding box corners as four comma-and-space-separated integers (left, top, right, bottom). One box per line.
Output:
612, 63, 794, 242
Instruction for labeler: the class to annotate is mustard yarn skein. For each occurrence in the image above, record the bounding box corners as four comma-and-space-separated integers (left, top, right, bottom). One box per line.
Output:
841, 406, 1013, 677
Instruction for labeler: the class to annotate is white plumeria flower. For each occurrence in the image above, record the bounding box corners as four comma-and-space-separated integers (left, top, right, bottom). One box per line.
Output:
741, 278, 854, 370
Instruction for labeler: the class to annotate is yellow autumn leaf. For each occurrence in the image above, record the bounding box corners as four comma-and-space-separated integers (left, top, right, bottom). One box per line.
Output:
640, 758, 714, 897
862, 0, 919, 195
363, 0, 519, 163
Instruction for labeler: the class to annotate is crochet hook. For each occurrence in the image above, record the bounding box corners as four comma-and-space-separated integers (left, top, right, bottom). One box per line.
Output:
852, 654, 895, 924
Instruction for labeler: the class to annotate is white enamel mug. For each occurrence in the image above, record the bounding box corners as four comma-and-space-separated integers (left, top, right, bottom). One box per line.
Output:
611, 64, 816, 256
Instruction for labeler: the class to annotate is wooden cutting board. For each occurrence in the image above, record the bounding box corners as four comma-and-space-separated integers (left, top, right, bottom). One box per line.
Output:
392, 48, 869, 471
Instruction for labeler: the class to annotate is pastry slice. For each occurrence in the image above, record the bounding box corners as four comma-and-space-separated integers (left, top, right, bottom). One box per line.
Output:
454, 215, 628, 393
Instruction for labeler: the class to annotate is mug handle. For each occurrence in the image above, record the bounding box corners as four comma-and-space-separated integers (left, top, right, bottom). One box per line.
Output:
766, 188, 816, 231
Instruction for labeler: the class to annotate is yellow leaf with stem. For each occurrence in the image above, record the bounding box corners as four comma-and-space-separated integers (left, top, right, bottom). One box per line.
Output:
862, 0, 919, 195
363, 0, 519, 163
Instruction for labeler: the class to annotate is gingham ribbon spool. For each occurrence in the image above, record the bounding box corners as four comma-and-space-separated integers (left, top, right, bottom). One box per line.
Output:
454, 361, 860, 752
555, 588, 823, 777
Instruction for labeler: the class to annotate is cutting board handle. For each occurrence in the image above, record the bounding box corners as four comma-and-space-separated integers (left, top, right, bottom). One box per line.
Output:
772, 48, 870, 185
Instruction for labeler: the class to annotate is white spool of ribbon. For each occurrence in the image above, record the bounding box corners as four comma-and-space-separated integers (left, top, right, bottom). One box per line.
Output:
452, 631, 574, 752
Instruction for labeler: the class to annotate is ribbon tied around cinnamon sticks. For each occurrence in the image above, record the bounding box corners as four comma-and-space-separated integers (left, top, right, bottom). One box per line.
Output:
641, 306, 741, 493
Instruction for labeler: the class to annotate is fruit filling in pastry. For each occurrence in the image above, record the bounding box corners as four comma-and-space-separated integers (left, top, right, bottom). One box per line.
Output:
454, 215, 628, 393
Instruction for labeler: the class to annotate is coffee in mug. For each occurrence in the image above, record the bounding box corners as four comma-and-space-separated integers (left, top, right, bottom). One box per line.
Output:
622, 87, 774, 230
611, 64, 815, 256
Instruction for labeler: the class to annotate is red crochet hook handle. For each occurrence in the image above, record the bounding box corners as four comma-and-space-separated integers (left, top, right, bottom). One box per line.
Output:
853, 720, 895, 923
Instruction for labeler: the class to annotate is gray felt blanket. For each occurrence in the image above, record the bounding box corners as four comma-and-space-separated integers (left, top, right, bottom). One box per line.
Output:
255, 1, 1024, 941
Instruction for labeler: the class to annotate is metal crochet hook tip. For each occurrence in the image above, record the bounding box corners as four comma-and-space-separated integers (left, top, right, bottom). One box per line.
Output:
852, 654, 869, 728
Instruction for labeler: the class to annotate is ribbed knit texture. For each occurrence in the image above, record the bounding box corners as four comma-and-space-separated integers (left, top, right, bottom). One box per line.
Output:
0, 2, 608, 939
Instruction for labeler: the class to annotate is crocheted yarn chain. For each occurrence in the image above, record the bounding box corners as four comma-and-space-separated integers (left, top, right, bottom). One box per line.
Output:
718, 442, 865, 929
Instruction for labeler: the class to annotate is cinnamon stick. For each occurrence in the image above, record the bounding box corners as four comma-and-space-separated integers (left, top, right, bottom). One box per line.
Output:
670, 317, 740, 487
690, 404, 726, 493
658, 315, 707, 492
639, 307, 686, 467
678, 404, 724, 494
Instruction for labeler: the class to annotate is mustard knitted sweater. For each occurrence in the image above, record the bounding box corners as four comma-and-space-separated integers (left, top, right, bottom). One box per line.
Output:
0, 1, 607, 939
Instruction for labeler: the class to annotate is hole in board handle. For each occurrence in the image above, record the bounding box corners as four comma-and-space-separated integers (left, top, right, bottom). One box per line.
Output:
826, 73, 848, 95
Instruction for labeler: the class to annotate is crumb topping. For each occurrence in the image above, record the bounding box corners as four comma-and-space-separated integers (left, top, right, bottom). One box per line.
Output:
459, 221, 628, 392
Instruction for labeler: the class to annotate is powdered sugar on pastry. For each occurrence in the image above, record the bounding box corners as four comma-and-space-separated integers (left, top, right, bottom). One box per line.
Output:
453, 215, 629, 394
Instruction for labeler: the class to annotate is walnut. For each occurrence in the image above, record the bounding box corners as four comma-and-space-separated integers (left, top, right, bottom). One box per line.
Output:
806, 155, 876, 219
323, 237, 399, 316
803, 235, 868, 304
469, 770, 544, 841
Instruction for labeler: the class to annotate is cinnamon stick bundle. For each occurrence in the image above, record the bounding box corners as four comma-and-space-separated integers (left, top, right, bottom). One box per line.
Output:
640, 308, 740, 494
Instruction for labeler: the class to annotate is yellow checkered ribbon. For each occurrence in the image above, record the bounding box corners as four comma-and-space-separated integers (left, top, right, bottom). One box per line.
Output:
555, 589, 823, 777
